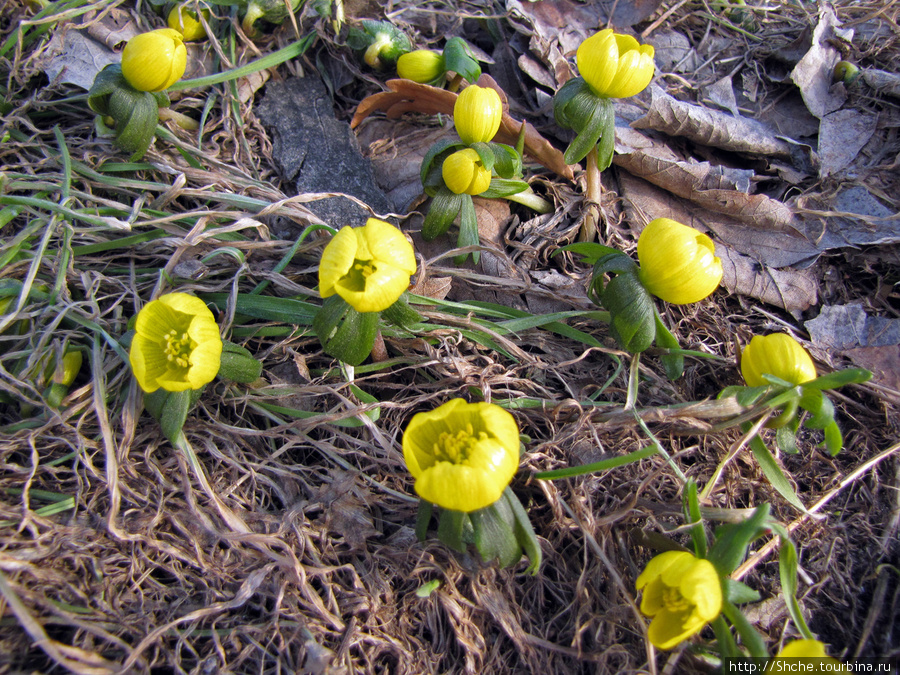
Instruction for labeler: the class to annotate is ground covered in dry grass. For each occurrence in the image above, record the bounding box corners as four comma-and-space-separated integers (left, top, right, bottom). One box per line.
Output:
1, 0, 899, 673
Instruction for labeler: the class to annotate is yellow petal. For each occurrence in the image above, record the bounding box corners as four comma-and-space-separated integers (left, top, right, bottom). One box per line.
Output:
319, 226, 359, 298
442, 148, 490, 195
637, 218, 723, 304
577, 29, 655, 99
335, 259, 412, 313
636, 550, 693, 590
678, 558, 723, 620
129, 334, 168, 392
741, 333, 817, 387
121, 29, 187, 92
648, 608, 708, 650
453, 85, 502, 145
397, 50, 445, 83
361, 218, 417, 275
776, 639, 830, 658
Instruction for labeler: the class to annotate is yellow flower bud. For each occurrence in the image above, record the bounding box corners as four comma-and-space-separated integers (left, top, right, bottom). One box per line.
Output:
167, 5, 210, 42
776, 639, 839, 663
833, 60, 860, 85
636, 551, 722, 650
402, 399, 520, 512
637, 218, 723, 304
397, 49, 445, 83
453, 84, 502, 145
740, 333, 817, 388
576, 28, 655, 99
364, 32, 394, 68
53, 350, 83, 387
441, 148, 491, 195
129, 293, 223, 393
318, 218, 417, 313
120, 28, 187, 92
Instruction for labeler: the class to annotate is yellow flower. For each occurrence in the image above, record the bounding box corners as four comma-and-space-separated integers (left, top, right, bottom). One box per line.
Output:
319, 218, 417, 313
167, 5, 210, 42
636, 551, 723, 650
775, 640, 841, 670
121, 28, 187, 92
637, 218, 723, 304
740, 334, 817, 388
129, 293, 222, 393
397, 49, 445, 83
453, 84, 502, 145
402, 399, 520, 512
442, 148, 491, 195
576, 28, 655, 99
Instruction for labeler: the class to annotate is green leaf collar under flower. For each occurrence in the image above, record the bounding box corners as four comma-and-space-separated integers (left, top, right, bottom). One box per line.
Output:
637, 218, 723, 305
740, 333, 817, 388
636, 550, 723, 650
129, 293, 223, 393
403, 399, 520, 512
319, 218, 417, 314
576, 28, 655, 99
121, 28, 187, 92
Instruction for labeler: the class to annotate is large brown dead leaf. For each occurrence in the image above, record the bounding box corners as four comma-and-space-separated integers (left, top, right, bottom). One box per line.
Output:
632, 85, 795, 158
790, 3, 851, 119
351, 77, 574, 180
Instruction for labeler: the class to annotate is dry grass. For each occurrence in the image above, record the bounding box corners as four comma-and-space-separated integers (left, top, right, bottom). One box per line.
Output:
1, 1, 899, 673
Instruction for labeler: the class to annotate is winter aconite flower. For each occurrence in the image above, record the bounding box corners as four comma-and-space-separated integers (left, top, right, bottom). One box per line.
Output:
129, 293, 223, 393
776, 639, 839, 661
637, 218, 723, 304
403, 399, 520, 512
121, 29, 187, 92
577, 28, 655, 99
397, 49, 445, 83
636, 551, 723, 650
319, 218, 417, 313
442, 148, 491, 195
740, 333, 817, 388
167, 5, 210, 42
453, 84, 502, 145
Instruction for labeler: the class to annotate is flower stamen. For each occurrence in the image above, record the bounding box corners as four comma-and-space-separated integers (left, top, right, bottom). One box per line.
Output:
164, 329, 193, 368
433, 424, 488, 464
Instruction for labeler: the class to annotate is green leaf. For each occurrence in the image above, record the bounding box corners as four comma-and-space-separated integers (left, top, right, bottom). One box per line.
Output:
421, 138, 464, 186
442, 37, 481, 83
683, 480, 707, 559
201, 293, 318, 324
707, 503, 771, 577
486, 142, 522, 178
470, 142, 495, 172
553, 242, 621, 265
534, 444, 657, 480
654, 310, 684, 380
802, 367, 872, 390
312, 295, 379, 366
415, 580, 441, 598
422, 188, 463, 240
436, 508, 468, 552
552, 77, 590, 129
563, 96, 614, 165
798, 388, 835, 429
721, 599, 769, 658
144, 389, 193, 445
455, 194, 479, 264
415, 499, 433, 541
470, 497, 521, 568
480, 178, 528, 199
218, 340, 263, 383
87, 64, 125, 114
380, 292, 423, 329
823, 420, 843, 456
504, 487, 542, 574
724, 578, 762, 604
774, 531, 814, 639
748, 434, 809, 513
735, 385, 769, 406
776, 425, 799, 454
598, 270, 656, 353
108, 89, 162, 160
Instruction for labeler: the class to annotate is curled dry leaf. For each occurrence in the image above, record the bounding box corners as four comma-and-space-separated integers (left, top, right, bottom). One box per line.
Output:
351, 76, 575, 180
632, 85, 795, 158
718, 247, 818, 315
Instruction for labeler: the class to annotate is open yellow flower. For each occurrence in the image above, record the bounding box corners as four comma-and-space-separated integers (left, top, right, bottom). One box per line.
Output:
740, 333, 817, 387
319, 218, 416, 313
637, 218, 723, 304
577, 28, 655, 99
453, 84, 502, 145
402, 399, 520, 512
442, 148, 491, 195
129, 293, 223, 393
636, 551, 722, 650
121, 28, 187, 92
397, 49, 445, 83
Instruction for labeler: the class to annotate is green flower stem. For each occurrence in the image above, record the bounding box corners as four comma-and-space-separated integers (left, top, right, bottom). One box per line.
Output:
580, 144, 602, 241
505, 187, 553, 213
700, 410, 773, 502
711, 615, 739, 659
721, 599, 769, 657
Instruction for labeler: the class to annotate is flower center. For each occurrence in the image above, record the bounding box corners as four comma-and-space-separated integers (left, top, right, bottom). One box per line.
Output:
661, 586, 691, 613
433, 423, 488, 464
164, 329, 193, 369
342, 259, 376, 292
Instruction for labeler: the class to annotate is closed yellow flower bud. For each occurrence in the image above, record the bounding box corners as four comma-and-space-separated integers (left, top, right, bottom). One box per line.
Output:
577, 28, 655, 99
167, 5, 210, 42
121, 28, 187, 92
319, 218, 417, 313
776, 639, 839, 663
453, 84, 502, 145
740, 333, 817, 388
129, 293, 222, 393
636, 551, 722, 650
402, 399, 520, 512
442, 148, 491, 195
637, 218, 723, 304
397, 49, 445, 83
